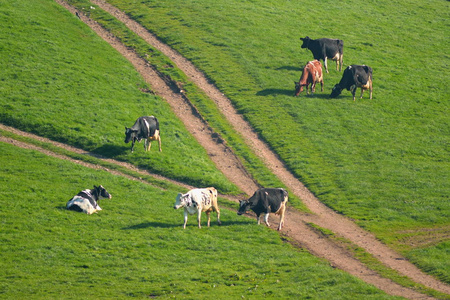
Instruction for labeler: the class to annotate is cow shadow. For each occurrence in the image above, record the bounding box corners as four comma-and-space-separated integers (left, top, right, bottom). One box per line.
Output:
91, 144, 129, 157
122, 222, 179, 230
276, 65, 301, 72
296, 93, 331, 100
123, 219, 252, 230
256, 88, 294, 97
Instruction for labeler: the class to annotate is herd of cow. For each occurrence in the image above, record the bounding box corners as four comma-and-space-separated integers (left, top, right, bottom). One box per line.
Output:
66, 115, 288, 230
66, 184, 289, 230
65, 35, 371, 230
295, 36, 373, 101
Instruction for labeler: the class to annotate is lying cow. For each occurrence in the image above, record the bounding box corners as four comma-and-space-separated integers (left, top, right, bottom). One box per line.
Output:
174, 187, 221, 229
125, 116, 162, 153
66, 185, 112, 214
330, 65, 373, 101
294, 60, 324, 96
300, 36, 344, 73
237, 188, 288, 231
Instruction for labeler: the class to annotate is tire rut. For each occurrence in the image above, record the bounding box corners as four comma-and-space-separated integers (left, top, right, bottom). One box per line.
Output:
37, 1, 449, 298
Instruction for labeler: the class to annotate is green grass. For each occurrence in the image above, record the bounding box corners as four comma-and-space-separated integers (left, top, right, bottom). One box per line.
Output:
1, 0, 449, 291
0, 142, 402, 299
102, 0, 450, 282
0, 0, 237, 194
305, 223, 449, 299
65, 0, 300, 207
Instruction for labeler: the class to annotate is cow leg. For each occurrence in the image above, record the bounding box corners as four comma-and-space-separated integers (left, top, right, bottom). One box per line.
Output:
324, 57, 329, 73
215, 206, 222, 226
311, 82, 316, 94
206, 211, 211, 227
144, 139, 148, 151
183, 210, 188, 229
339, 55, 343, 72
148, 139, 152, 151
264, 213, 270, 227
131, 140, 135, 153
157, 134, 162, 152
369, 78, 373, 100
197, 210, 202, 228
256, 213, 261, 225
277, 204, 287, 231
320, 79, 324, 92
360, 88, 365, 99
350, 85, 357, 101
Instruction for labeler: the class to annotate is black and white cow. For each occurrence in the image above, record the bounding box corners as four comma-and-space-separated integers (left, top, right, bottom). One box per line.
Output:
237, 188, 288, 231
330, 65, 373, 101
124, 116, 162, 153
300, 36, 344, 73
66, 185, 112, 214
174, 187, 221, 229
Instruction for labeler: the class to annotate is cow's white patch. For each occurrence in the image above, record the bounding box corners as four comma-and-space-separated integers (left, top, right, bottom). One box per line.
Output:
332, 53, 341, 61
143, 118, 150, 133
67, 196, 97, 214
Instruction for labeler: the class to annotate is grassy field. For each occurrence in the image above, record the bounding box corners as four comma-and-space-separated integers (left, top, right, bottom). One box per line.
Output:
102, 0, 450, 283
0, 142, 403, 299
0, 0, 448, 294
0, 0, 239, 194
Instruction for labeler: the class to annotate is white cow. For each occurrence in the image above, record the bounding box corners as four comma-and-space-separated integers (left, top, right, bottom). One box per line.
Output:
174, 187, 221, 229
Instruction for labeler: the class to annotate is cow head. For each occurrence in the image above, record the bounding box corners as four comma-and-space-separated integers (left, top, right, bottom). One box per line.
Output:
294, 81, 304, 96
300, 36, 311, 49
124, 127, 137, 143
330, 84, 342, 98
94, 185, 112, 200
237, 200, 251, 215
174, 193, 191, 209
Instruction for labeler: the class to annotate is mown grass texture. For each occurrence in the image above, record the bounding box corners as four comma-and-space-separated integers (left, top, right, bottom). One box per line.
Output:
0, 1, 448, 290
104, 0, 450, 282
0, 142, 401, 299
0, 0, 237, 194
65, 0, 296, 206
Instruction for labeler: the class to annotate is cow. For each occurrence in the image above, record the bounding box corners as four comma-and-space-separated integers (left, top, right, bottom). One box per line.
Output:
174, 187, 221, 229
300, 36, 344, 73
237, 188, 288, 231
66, 185, 112, 214
294, 60, 324, 96
124, 116, 162, 153
330, 65, 373, 101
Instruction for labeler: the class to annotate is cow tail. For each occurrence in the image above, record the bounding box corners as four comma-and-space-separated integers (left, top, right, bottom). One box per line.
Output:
282, 189, 288, 202
366, 66, 373, 80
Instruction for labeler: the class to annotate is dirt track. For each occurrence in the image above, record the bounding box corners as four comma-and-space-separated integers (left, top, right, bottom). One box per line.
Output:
8, 1, 446, 298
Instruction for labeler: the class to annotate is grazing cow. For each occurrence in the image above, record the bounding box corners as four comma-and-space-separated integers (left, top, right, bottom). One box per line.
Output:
66, 185, 112, 214
300, 36, 344, 73
174, 187, 221, 229
294, 60, 324, 96
125, 116, 161, 153
330, 65, 373, 101
237, 188, 288, 231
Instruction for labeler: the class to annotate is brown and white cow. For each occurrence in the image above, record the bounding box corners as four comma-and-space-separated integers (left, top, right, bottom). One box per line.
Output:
294, 60, 324, 96
174, 187, 221, 229
237, 188, 288, 231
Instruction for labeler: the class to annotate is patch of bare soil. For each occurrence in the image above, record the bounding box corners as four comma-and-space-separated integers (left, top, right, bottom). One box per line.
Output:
17, 0, 444, 298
